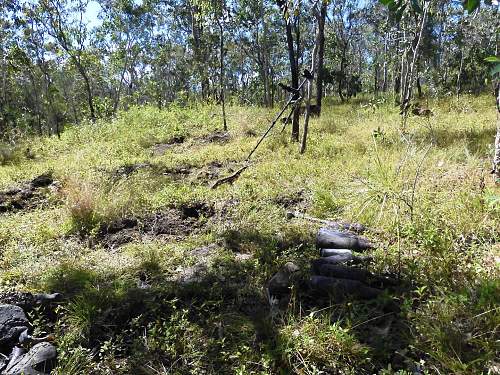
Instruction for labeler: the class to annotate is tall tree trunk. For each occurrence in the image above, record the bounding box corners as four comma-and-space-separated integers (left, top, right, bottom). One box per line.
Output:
285, 17, 299, 142
338, 45, 346, 102
79, 64, 96, 121
401, 1, 429, 122
190, 5, 207, 100
218, 19, 227, 131
315, 1, 327, 116
301, 30, 318, 154
416, 76, 423, 98
494, 82, 500, 182
456, 50, 464, 100
382, 31, 388, 92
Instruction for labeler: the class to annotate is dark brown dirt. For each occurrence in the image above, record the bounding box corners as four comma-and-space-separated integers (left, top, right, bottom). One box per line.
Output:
152, 136, 186, 156
197, 131, 230, 144
97, 202, 215, 249
111, 162, 153, 178
0, 173, 55, 214
273, 189, 307, 210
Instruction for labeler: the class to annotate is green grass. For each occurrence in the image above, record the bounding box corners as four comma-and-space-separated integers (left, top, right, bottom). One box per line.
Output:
0, 95, 498, 374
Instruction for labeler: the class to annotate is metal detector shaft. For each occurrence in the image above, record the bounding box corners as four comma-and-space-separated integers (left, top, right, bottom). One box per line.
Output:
246, 78, 307, 161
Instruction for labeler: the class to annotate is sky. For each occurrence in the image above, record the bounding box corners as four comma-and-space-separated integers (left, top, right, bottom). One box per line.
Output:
84, 1, 102, 28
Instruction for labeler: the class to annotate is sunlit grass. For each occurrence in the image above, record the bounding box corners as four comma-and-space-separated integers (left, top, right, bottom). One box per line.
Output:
0, 94, 498, 373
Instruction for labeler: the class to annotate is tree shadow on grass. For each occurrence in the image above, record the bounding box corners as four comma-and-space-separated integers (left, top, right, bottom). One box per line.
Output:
40, 227, 413, 373
414, 124, 496, 155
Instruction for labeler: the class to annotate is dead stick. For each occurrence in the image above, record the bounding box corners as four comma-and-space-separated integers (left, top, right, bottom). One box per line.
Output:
211, 165, 249, 189
286, 211, 375, 234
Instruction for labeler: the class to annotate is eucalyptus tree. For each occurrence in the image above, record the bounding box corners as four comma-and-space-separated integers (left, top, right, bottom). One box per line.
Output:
234, 0, 280, 107
95, 0, 155, 113
37, 0, 97, 121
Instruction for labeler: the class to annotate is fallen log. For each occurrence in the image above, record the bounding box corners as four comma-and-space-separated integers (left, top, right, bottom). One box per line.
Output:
316, 228, 374, 251
309, 276, 382, 299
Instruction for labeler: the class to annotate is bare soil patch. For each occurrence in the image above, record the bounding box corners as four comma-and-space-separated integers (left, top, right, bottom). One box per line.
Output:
97, 202, 215, 249
196, 131, 230, 144
152, 135, 186, 156
0, 173, 57, 214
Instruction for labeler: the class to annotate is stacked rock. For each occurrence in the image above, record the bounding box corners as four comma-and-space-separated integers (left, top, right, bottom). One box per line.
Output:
309, 227, 393, 300
0, 292, 60, 375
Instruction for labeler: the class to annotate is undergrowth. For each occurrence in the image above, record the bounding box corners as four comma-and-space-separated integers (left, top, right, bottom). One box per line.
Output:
0, 95, 498, 374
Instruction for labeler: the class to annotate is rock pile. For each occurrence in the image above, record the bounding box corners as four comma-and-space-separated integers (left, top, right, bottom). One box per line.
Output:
268, 225, 396, 302
0, 292, 61, 375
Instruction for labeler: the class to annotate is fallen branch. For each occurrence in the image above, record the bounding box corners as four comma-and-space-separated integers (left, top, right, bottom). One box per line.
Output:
211, 165, 249, 189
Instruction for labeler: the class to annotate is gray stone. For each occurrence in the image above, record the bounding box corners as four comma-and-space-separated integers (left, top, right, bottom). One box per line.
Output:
0, 305, 29, 348
316, 228, 374, 251
268, 262, 300, 296
3, 342, 56, 375
309, 276, 382, 300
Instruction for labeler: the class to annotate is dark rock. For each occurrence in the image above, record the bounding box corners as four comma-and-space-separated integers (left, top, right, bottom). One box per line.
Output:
316, 264, 370, 282
316, 228, 374, 251
0, 293, 36, 310
0, 292, 61, 312
101, 229, 140, 249
318, 253, 354, 264
311, 254, 372, 273
0, 174, 55, 214
30, 174, 53, 188
0, 305, 29, 348
33, 293, 62, 305
180, 202, 214, 219
101, 218, 138, 235
309, 276, 382, 300
319, 248, 353, 258
268, 262, 300, 296
3, 342, 57, 375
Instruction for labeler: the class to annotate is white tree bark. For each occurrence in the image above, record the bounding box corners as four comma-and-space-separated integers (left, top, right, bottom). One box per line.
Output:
494, 82, 500, 182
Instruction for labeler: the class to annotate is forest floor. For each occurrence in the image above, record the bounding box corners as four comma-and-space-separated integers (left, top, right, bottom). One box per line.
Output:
0, 94, 499, 374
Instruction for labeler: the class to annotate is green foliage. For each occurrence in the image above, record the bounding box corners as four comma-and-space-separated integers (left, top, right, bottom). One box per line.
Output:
411, 281, 499, 373
0, 98, 498, 373
277, 314, 371, 374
